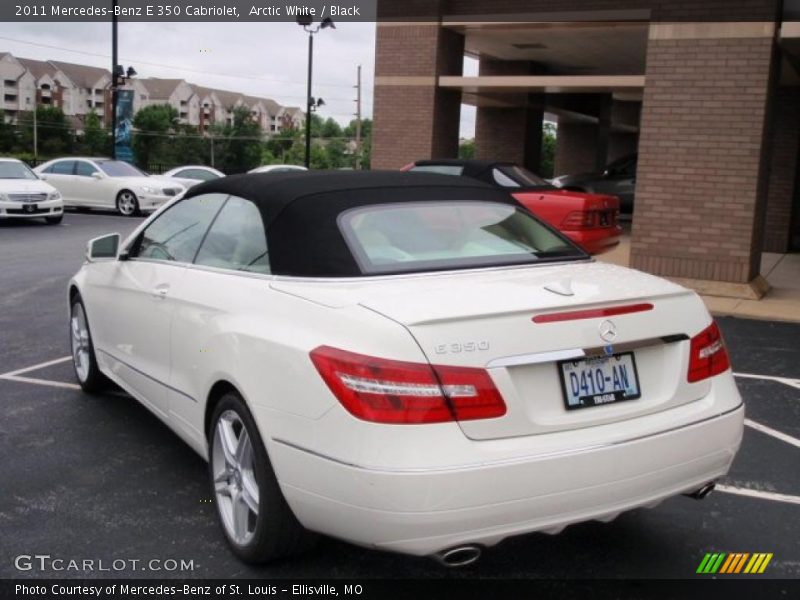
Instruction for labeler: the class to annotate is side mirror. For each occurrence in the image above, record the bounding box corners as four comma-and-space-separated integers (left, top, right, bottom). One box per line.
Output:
86, 233, 120, 262
91, 172, 104, 180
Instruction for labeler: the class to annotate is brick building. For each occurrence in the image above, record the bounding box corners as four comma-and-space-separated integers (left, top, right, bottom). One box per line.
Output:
372, 0, 800, 299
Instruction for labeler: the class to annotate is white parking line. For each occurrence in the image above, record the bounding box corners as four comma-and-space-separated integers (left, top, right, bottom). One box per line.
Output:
0, 375, 81, 391
716, 485, 800, 506
0, 355, 71, 378
745, 418, 800, 450
735, 372, 800, 390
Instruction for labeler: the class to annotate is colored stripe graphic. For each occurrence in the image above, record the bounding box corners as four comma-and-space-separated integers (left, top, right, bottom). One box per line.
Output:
700, 552, 772, 574
719, 554, 736, 574
697, 553, 727, 574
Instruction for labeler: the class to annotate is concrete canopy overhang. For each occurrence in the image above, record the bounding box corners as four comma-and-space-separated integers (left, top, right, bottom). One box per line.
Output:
440, 19, 647, 120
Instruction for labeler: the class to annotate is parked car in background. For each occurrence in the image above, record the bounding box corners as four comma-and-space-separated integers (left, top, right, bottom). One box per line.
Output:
70, 171, 742, 565
551, 153, 638, 218
162, 165, 225, 188
0, 158, 63, 224
248, 164, 308, 174
34, 157, 185, 217
403, 159, 621, 255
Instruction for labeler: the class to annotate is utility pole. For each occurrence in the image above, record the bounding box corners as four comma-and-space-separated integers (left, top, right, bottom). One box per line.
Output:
32, 94, 38, 160
354, 64, 362, 170
111, 0, 118, 160
304, 32, 313, 169
210, 135, 215, 167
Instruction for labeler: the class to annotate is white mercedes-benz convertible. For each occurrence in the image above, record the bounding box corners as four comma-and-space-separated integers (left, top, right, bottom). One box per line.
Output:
68, 171, 743, 566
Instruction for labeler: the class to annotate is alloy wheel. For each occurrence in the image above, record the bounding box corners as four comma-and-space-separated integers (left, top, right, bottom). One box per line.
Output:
70, 303, 91, 383
117, 192, 137, 216
212, 410, 260, 546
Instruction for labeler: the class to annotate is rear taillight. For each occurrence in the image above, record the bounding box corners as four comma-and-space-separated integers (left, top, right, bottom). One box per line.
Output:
309, 346, 506, 424
687, 321, 730, 383
561, 211, 595, 230
562, 209, 617, 230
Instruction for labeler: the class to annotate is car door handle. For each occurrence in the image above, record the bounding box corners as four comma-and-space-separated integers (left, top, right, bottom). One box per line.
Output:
152, 284, 170, 299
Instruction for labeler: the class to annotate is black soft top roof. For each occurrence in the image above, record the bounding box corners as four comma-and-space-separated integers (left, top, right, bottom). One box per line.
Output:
184, 170, 521, 277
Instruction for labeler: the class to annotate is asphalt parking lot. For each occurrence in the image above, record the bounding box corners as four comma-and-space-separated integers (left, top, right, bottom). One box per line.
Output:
0, 211, 798, 580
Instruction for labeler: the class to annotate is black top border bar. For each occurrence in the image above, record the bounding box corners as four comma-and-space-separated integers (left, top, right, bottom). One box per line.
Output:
4, 0, 800, 23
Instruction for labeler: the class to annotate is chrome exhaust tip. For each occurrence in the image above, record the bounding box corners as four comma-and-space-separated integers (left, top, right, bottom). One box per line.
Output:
432, 545, 482, 568
684, 482, 716, 500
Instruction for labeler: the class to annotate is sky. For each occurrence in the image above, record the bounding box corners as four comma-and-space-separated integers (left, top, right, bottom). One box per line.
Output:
0, 22, 479, 137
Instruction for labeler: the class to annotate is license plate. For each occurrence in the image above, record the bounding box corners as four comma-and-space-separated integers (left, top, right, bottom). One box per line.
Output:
558, 352, 641, 410
24, 204, 37, 213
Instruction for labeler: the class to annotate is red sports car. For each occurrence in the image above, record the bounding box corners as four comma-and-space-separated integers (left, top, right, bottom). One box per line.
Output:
402, 160, 622, 255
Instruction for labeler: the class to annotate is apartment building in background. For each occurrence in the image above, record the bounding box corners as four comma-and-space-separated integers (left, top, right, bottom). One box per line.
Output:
0, 51, 303, 135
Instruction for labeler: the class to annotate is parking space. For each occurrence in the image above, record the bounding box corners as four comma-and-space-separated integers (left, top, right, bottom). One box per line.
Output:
0, 213, 798, 579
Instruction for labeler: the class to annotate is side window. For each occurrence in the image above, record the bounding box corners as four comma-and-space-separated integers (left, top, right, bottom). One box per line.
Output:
132, 193, 227, 263
179, 168, 217, 181
75, 161, 99, 177
49, 161, 75, 175
194, 196, 269, 274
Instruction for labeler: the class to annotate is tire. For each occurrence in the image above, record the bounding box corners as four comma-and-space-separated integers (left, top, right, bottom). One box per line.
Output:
116, 190, 140, 216
45, 215, 63, 225
209, 392, 317, 563
69, 295, 108, 393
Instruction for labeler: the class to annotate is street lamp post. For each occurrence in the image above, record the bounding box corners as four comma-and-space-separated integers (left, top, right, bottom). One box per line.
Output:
110, 1, 136, 160
297, 16, 334, 169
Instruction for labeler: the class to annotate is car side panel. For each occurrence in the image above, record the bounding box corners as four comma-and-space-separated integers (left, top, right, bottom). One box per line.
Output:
164, 266, 428, 458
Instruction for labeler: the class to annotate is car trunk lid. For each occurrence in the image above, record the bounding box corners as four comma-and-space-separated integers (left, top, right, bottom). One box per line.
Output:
272, 262, 712, 439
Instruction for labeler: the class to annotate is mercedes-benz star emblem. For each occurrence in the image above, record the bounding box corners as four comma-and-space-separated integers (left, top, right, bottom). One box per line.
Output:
599, 320, 617, 343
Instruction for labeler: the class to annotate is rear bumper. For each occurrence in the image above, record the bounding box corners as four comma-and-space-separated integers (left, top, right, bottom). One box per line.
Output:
564, 227, 622, 255
269, 378, 743, 557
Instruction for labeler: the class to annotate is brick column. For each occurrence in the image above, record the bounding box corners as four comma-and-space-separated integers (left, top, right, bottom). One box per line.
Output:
372, 23, 463, 169
630, 22, 779, 297
474, 59, 544, 172
762, 86, 800, 253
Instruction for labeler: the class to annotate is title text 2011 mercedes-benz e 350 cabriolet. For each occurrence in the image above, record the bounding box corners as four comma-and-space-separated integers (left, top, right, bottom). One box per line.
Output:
68, 171, 743, 566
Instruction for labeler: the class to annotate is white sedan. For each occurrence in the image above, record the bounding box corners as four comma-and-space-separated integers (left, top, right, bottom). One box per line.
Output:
161, 165, 225, 188
0, 158, 63, 224
247, 164, 307, 174
35, 157, 185, 216
68, 171, 743, 566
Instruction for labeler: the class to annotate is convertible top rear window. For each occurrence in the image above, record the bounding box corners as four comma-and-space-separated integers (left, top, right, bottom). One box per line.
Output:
339, 201, 584, 275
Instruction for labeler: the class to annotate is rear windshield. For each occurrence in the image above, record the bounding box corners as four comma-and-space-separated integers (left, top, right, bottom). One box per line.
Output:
338, 201, 585, 275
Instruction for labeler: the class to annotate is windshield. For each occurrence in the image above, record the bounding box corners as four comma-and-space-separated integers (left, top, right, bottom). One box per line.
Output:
97, 161, 146, 177
0, 161, 38, 180
339, 201, 585, 275
491, 165, 554, 190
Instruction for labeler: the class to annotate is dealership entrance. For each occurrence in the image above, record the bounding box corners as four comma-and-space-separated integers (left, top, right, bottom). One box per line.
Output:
372, 1, 800, 299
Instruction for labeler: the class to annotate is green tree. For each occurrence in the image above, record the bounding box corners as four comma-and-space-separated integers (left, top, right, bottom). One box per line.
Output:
132, 104, 178, 167
459, 138, 475, 159
540, 122, 557, 178
0, 110, 16, 153
82, 110, 109, 155
323, 138, 347, 169
17, 106, 73, 156
214, 106, 263, 173
321, 117, 343, 139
